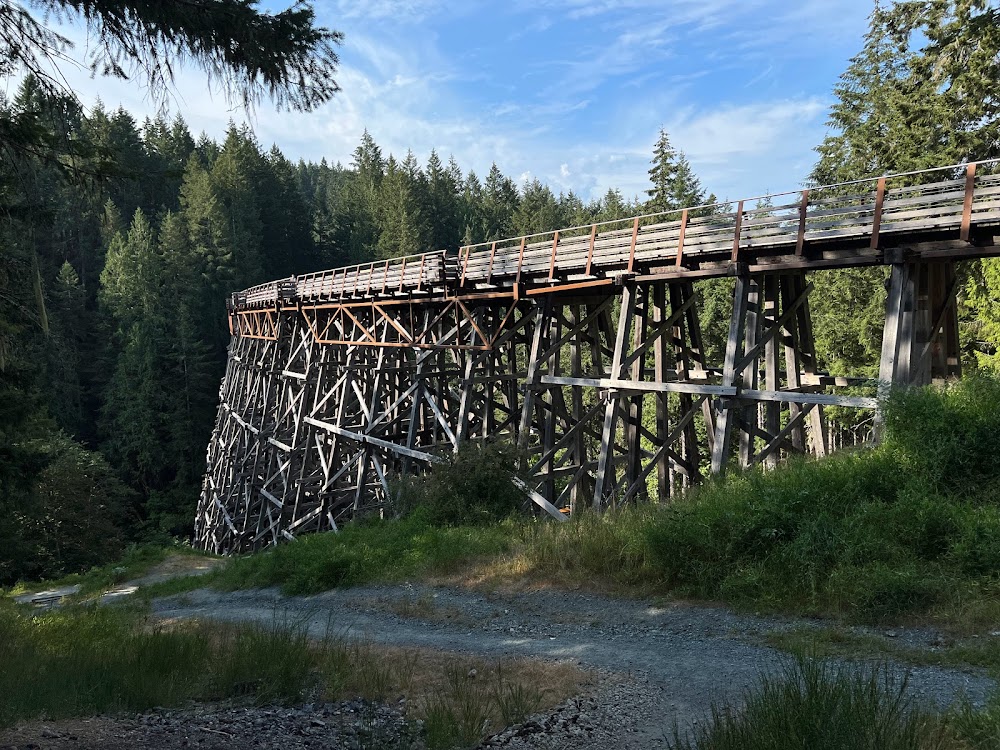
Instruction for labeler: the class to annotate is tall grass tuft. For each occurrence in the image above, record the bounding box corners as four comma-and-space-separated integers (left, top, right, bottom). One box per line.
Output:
516, 507, 659, 587
670, 657, 954, 750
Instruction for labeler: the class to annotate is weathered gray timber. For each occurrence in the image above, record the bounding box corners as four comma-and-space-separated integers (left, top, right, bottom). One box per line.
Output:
195, 161, 1000, 555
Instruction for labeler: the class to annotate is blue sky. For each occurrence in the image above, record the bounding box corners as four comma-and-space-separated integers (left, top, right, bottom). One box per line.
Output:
14, 0, 877, 203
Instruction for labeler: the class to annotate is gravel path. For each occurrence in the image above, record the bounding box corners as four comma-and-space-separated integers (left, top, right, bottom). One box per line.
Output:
152, 583, 997, 748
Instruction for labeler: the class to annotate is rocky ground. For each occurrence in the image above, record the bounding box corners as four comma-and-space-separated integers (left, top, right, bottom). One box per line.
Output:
0, 699, 420, 750
4, 578, 996, 749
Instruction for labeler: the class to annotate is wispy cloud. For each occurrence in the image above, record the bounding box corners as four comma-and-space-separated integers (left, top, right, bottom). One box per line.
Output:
325, 0, 451, 22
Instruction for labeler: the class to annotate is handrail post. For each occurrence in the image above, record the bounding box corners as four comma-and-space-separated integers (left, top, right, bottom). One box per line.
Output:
460, 246, 472, 288
870, 177, 886, 250
730, 201, 744, 262
627, 217, 640, 273
548, 231, 560, 281
585, 224, 597, 276
795, 189, 809, 256
961, 162, 977, 242
486, 241, 498, 285
514, 237, 526, 290
675, 208, 689, 268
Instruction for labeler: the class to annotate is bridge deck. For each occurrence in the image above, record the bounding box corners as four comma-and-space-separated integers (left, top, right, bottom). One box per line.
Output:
230, 162, 1000, 310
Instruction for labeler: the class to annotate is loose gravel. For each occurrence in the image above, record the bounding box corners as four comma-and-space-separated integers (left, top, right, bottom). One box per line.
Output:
0, 699, 422, 750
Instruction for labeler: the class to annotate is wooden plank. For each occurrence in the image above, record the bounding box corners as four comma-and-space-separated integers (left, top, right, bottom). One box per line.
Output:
738, 390, 878, 408
539, 375, 737, 396
303, 415, 448, 463
512, 477, 569, 521
870, 177, 886, 249
795, 190, 809, 256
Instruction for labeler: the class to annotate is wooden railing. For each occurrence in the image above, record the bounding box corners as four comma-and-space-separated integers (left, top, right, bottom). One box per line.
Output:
228, 161, 1000, 311
230, 251, 454, 308
457, 161, 1000, 289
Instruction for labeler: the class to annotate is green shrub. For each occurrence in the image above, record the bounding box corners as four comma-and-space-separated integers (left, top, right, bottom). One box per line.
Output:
643, 375, 1000, 620
949, 506, 1000, 577
393, 441, 528, 525
1, 432, 138, 585
881, 374, 1000, 496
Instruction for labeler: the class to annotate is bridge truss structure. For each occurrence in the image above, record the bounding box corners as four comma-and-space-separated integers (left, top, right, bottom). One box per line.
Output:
195, 162, 1000, 555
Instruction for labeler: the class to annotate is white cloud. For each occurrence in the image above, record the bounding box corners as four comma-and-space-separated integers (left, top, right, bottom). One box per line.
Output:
560, 163, 571, 178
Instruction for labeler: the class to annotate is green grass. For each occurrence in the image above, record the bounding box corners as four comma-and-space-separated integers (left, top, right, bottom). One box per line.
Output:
213, 513, 515, 596
133, 571, 224, 600
668, 656, 962, 750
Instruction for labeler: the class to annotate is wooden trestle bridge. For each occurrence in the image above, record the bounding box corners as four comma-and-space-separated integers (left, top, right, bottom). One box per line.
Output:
195, 161, 1000, 555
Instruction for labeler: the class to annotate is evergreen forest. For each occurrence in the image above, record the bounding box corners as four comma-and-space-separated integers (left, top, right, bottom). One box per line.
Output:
4, 0, 1000, 585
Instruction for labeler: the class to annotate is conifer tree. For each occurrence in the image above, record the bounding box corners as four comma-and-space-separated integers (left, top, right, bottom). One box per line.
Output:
483, 164, 518, 240
45, 262, 87, 437
377, 154, 430, 258
646, 128, 679, 212
426, 150, 462, 250
514, 179, 562, 236
597, 188, 631, 223
99, 209, 170, 491
460, 171, 486, 245
646, 128, 707, 213
210, 125, 265, 286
